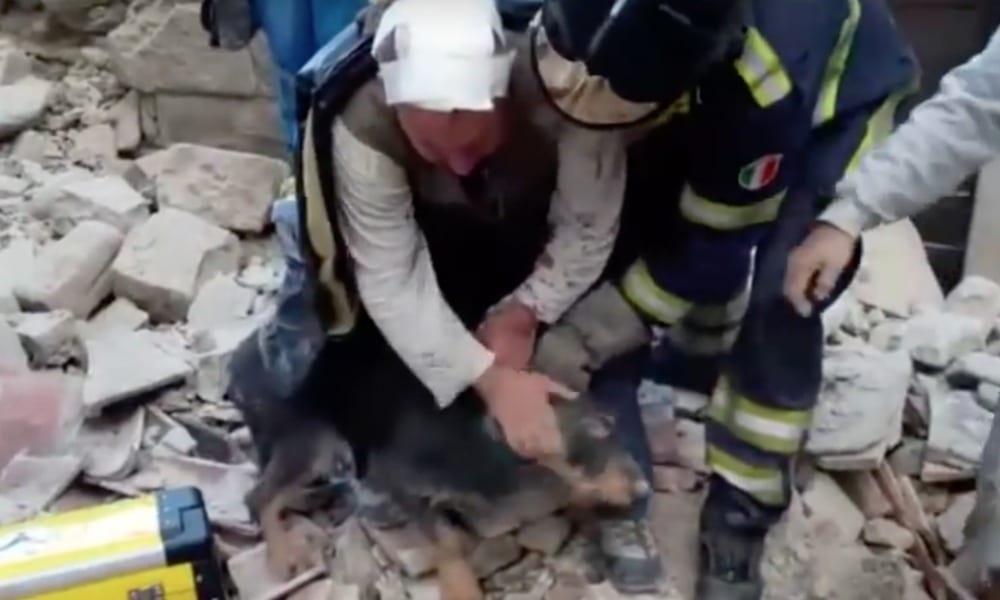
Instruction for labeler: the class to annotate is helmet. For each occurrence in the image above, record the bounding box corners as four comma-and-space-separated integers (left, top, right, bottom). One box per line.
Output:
532, 0, 746, 127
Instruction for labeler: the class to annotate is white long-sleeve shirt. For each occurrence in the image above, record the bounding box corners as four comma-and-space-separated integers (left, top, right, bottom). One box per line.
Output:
821, 26, 1000, 236
331, 117, 625, 408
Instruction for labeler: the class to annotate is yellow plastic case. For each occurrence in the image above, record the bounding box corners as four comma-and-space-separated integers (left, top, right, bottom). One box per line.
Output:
0, 487, 227, 600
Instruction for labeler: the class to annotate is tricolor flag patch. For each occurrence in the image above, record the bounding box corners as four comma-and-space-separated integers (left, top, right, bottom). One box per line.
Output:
738, 154, 783, 191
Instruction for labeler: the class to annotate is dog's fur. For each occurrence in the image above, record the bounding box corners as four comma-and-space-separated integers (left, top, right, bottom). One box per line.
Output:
235, 200, 648, 598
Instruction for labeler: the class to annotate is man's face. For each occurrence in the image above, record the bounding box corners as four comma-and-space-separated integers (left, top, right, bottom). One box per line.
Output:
397, 105, 505, 176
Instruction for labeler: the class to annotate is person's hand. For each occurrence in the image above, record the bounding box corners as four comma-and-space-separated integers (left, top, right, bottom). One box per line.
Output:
785, 223, 857, 317
477, 301, 538, 370
475, 364, 577, 459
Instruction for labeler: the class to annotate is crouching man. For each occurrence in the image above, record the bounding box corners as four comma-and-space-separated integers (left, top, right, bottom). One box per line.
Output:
226, 0, 633, 570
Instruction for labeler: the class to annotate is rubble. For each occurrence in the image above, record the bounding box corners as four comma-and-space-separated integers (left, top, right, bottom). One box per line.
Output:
0, 452, 82, 526
925, 389, 993, 472
81, 329, 193, 414
12, 309, 78, 365
111, 207, 241, 321
57, 175, 150, 232
902, 310, 990, 370
76, 406, 144, 480
15, 219, 122, 317
807, 345, 911, 470
80, 296, 148, 337
137, 143, 289, 232
0, 76, 53, 140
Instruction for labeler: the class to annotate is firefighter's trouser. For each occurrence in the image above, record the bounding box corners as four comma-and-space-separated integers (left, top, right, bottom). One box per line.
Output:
590, 185, 859, 532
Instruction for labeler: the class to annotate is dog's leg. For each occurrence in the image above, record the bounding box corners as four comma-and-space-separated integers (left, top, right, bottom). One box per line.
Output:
246, 426, 343, 580
425, 510, 483, 600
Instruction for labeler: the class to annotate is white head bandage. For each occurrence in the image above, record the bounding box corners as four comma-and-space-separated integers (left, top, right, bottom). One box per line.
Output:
373, 0, 515, 111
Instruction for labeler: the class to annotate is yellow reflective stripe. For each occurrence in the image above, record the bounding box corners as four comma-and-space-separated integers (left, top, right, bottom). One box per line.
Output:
680, 185, 786, 230
709, 377, 811, 455
621, 260, 692, 325
845, 85, 913, 172
813, 0, 862, 126
734, 28, 792, 108
621, 261, 752, 327
707, 445, 786, 506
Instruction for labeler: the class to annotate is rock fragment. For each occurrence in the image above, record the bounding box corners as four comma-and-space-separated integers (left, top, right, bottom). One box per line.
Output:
80, 297, 148, 338
76, 407, 145, 480
862, 518, 915, 550
137, 143, 289, 232
807, 345, 911, 469
926, 389, 993, 471
0, 453, 83, 526
902, 311, 989, 369
59, 175, 150, 232
15, 220, 122, 317
13, 310, 78, 365
186, 273, 256, 329
0, 77, 53, 140
0, 320, 29, 370
945, 275, 1000, 322
82, 330, 193, 414
111, 208, 240, 322
936, 493, 975, 555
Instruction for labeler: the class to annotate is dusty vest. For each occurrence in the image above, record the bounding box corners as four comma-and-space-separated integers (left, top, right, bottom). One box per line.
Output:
298, 24, 561, 335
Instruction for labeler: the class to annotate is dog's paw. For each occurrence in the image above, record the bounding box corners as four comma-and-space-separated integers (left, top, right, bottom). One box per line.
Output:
437, 557, 484, 600
264, 518, 326, 581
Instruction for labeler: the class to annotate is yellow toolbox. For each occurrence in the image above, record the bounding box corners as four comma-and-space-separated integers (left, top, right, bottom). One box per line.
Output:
0, 487, 228, 600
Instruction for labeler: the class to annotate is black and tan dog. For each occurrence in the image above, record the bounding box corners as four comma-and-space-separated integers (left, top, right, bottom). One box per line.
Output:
238, 312, 649, 599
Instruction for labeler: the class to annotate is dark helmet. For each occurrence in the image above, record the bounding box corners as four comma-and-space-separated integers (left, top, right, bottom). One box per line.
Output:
532, 0, 746, 126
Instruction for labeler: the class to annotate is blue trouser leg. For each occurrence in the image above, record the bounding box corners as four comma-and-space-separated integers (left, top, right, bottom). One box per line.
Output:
228, 197, 326, 465
702, 188, 861, 534
250, 0, 363, 156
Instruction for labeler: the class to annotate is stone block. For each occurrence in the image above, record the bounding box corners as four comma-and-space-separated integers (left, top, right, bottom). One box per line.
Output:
0, 77, 54, 141
13, 310, 77, 365
0, 453, 83, 526
149, 92, 283, 158
0, 174, 29, 198
926, 389, 993, 471
854, 219, 944, 316
946, 276, 1000, 321
0, 44, 32, 85
60, 175, 149, 232
936, 493, 975, 555
106, 2, 267, 97
0, 320, 29, 370
903, 310, 989, 369
76, 406, 144, 480
807, 345, 911, 469
187, 274, 256, 329
80, 297, 148, 338
15, 220, 123, 317
69, 123, 117, 165
112, 208, 240, 322
82, 330, 192, 414
138, 143, 287, 232
112, 90, 141, 153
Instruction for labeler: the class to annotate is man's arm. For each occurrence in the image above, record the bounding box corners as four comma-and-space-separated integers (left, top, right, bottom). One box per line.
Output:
506, 125, 627, 323
332, 118, 495, 407
821, 26, 1000, 236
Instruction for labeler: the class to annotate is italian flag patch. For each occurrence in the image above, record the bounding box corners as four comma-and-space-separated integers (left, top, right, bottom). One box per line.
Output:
738, 154, 783, 191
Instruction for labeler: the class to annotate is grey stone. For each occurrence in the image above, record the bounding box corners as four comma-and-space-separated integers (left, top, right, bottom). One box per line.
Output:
11, 130, 49, 163
82, 330, 193, 414
807, 345, 911, 469
80, 297, 148, 338
59, 175, 149, 232
0, 320, 28, 370
137, 143, 287, 232
862, 518, 915, 550
0, 453, 83, 526
977, 381, 1000, 412
868, 320, 906, 352
0, 174, 29, 198
853, 219, 944, 317
887, 438, 927, 478
15, 220, 122, 317
0, 44, 32, 85
106, 2, 268, 97
936, 493, 976, 555
0, 238, 34, 314
69, 123, 117, 165
76, 407, 144, 480
0, 77, 53, 140
471, 534, 522, 578
112, 208, 240, 322
946, 276, 1000, 322
926, 389, 993, 471
111, 90, 141, 153
947, 352, 1000, 389
147, 92, 283, 159
13, 310, 77, 365
903, 311, 990, 369
186, 274, 256, 329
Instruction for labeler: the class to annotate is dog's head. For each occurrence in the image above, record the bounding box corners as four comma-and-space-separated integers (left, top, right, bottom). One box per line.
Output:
543, 395, 650, 510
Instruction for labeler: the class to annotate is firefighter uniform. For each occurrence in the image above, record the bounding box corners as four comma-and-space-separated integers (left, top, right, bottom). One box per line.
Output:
589, 0, 919, 531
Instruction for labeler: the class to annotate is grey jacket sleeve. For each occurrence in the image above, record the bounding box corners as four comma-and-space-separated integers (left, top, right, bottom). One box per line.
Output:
820, 26, 1000, 236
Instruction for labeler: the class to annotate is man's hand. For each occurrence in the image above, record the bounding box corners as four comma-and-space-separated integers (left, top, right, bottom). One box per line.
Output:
475, 364, 577, 460
785, 223, 857, 317
477, 301, 539, 370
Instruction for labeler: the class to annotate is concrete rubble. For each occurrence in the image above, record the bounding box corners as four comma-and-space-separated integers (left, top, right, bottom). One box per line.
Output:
0, 5, 995, 599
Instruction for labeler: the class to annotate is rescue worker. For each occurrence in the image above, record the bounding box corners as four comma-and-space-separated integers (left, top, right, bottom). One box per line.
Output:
525, 0, 919, 596
227, 0, 628, 531
786, 25, 1000, 314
